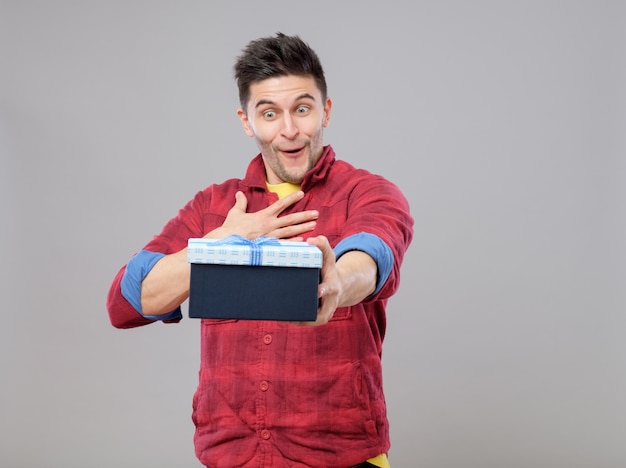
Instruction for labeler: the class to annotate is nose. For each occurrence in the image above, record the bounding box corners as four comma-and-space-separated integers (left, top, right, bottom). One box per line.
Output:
280, 114, 299, 139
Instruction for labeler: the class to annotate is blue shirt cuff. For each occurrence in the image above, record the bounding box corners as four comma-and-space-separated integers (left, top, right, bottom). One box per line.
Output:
333, 233, 394, 295
121, 250, 183, 321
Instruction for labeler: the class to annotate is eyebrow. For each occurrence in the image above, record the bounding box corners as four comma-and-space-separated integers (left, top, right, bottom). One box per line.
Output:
254, 93, 317, 110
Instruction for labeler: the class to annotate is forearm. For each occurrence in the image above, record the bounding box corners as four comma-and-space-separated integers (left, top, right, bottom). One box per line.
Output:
335, 250, 377, 307
107, 266, 160, 328
140, 249, 191, 316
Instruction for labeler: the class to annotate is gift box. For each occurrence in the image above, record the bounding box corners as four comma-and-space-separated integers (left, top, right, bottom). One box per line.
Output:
187, 235, 322, 321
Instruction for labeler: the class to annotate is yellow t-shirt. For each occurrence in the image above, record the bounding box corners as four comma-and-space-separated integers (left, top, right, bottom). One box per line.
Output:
266, 181, 391, 468
366, 453, 390, 468
266, 181, 301, 198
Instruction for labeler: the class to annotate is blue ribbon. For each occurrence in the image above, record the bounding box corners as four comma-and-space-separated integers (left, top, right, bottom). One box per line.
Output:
214, 235, 281, 266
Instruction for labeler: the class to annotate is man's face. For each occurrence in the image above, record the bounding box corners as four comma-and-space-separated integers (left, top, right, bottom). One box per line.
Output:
238, 75, 332, 185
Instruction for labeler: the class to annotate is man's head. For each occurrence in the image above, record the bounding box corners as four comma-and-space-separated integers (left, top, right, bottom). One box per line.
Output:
234, 32, 327, 111
234, 33, 332, 185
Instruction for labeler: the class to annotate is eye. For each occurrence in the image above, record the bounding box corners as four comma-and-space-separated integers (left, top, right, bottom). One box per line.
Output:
296, 106, 309, 114
263, 110, 276, 119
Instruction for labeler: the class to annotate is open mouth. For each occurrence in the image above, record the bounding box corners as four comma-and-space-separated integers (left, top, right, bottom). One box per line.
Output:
282, 147, 304, 155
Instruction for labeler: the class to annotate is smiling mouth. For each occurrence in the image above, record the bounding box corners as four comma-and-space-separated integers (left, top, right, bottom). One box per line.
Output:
282, 147, 304, 155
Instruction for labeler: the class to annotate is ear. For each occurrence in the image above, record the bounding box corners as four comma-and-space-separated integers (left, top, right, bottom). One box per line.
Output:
322, 97, 333, 128
237, 108, 255, 137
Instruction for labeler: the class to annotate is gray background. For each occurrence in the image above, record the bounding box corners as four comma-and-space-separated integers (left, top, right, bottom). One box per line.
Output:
1, 1, 625, 467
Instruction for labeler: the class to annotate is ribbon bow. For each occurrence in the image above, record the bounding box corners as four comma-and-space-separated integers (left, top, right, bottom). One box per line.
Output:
214, 235, 281, 266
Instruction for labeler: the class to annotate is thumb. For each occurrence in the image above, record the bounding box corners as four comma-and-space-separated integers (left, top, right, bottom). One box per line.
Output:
233, 191, 248, 212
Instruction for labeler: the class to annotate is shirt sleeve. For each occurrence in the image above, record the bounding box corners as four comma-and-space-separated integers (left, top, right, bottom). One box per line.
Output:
333, 232, 394, 295
120, 250, 183, 321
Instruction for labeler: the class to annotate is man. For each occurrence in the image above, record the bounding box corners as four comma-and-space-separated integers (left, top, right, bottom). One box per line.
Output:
107, 33, 413, 468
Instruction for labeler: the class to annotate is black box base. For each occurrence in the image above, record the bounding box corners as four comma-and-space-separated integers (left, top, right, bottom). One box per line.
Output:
189, 263, 319, 321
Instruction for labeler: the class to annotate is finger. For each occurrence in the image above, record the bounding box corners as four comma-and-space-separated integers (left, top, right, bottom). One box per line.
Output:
233, 191, 248, 212
265, 190, 305, 215
306, 234, 329, 248
280, 190, 305, 207
268, 221, 317, 240
306, 236, 333, 266
276, 210, 319, 228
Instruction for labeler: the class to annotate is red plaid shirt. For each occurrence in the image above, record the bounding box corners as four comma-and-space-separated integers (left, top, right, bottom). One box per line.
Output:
107, 146, 414, 467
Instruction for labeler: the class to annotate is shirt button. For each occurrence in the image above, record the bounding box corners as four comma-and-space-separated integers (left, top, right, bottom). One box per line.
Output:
260, 429, 271, 440
259, 380, 269, 392
263, 334, 273, 345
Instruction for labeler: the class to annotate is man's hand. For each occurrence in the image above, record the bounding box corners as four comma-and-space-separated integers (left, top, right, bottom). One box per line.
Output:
205, 191, 318, 241
292, 235, 378, 327
142, 190, 317, 317
298, 235, 341, 326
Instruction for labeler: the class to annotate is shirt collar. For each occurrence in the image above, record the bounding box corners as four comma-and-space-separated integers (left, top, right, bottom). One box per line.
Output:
241, 145, 336, 190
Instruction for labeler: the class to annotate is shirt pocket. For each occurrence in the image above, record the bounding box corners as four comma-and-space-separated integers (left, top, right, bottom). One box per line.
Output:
329, 307, 351, 322
201, 318, 239, 326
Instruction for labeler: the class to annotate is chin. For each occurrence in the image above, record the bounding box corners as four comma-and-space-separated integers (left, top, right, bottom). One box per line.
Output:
284, 175, 305, 185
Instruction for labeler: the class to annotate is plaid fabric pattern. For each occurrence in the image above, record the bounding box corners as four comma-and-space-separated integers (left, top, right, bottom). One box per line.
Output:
107, 145, 413, 467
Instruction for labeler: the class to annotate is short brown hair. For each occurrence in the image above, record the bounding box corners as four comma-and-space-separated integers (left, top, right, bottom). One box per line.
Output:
234, 32, 327, 111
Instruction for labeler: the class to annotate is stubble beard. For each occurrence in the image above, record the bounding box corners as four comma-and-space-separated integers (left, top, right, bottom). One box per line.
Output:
272, 143, 316, 184
260, 128, 325, 184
